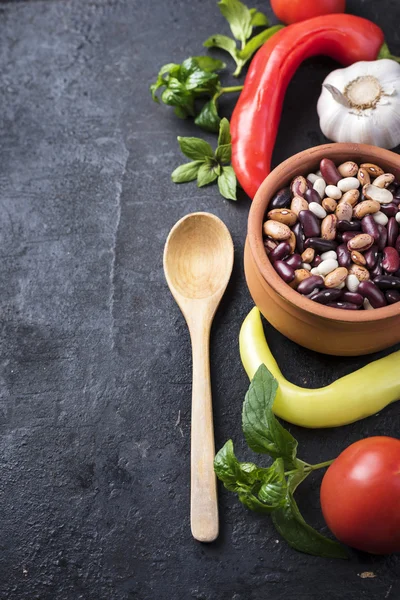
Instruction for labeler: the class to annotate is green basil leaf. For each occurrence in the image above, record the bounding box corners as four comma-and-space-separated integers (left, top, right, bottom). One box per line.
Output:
238, 24, 285, 61
197, 162, 219, 187
218, 117, 231, 147
150, 63, 180, 100
271, 473, 349, 559
194, 100, 221, 133
161, 79, 195, 116
177, 136, 214, 160
218, 0, 252, 44
192, 56, 226, 72
218, 166, 237, 200
203, 34, 239, 63
257, 458, 286, 506
171, 161, 204, 183
249, 8, 269, 27
242, 364, 298, 469
215, 143, 231, 164
185, 68, 219, 91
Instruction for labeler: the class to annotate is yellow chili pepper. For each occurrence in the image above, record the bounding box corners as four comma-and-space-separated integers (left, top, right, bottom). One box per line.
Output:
240, 307, 400, 428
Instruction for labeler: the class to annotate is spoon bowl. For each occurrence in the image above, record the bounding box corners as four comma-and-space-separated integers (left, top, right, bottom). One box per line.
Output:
164, 212, 234, 542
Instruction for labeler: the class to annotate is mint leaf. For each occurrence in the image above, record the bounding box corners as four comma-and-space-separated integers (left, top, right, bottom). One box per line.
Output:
192, 56, 226, 72
242, 364, 298, 469
238, 24, 284, 62
177, 136, 214, 160
218, 0, 252, 45
271, 473, 348, 559
150, 63, 179, 100
218, 166, 237, 200
218, 117, 231, 147
203, 34, 238, 62
249, 8, 269, 27
171, 161, 204, 183
215, 143, 231, 164
197, 162, 218, 187
194, 100, 221, 133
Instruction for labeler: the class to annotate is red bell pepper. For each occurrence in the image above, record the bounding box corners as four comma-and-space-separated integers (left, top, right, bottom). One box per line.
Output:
231, 14, 385, 199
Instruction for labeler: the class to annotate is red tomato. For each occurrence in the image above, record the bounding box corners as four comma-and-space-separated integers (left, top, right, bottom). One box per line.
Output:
320, 437, 400, 554
270, 0, 346, 25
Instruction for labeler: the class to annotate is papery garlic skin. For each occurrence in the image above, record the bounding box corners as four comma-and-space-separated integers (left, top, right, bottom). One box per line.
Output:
317, 59, 400, 149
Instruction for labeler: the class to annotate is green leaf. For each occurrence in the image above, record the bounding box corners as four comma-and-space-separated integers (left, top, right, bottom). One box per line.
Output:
238, 24, 285, 62
177, 136, 214, 160
203, 34, 239, 63
161, 79, 195, 116
197, 162, 219, 187
192, 56, 226, 72
242, 364, 298, 469
218, 0, 252, 44
218, 117, 231, 147
249, 8, 269, 27
194, 100, 221, 133
257, 459, 286, 506
171, 161, 204, 183
215, 143, 231, 164
271, 473, 349, 559
218, 166, 237, 200
150, 63, 180, 100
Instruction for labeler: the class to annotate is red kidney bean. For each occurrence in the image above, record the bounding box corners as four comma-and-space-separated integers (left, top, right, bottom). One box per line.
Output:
309, 289, 342, 304
386, 290, 400, 304
337, 244, 351, 268
361, 214, 380, 241
342, 231, 358, 244
341, 291, 363, 306
392, 197, 400, 206
327, 302, 360, 310
370, 259, 383, 279
382, 247, 400, 273
377, 224, 388, 251
273, 260, 295, 283
297, 275, 324, 295
304, 238, 337, 252
298, 210, 321, 237
284, 253, 302, 270
292, 221, 305, 254
320, 158, 341, 185
337, 220, 362, 232
305, 187, 322, 205
269, 187, 292, 210
312, 255, 322, 267
269, 241, 291, 263
380, 203, 399, 217
374, 275, 400, 290
388, 183, 398, 194
307, 178, 314, 190
396, 235, 400, 254
364, 245, 379, 269
387, 217, 399, 248
358, 280, 387, 308
335, 232, 343, 243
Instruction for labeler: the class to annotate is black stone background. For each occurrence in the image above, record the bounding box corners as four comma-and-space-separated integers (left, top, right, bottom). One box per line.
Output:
0, 0, 399, 598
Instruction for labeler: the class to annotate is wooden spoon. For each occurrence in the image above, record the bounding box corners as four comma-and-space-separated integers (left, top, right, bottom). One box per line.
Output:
164, 212, 234, 542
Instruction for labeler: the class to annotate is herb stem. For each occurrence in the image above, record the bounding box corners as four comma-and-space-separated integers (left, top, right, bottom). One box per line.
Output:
308, 459, 335, 471
213, 85, 244, 102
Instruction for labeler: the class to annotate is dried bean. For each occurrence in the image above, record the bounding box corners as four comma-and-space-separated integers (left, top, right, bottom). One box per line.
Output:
267, 208, 298, 226
373, 212, 389, 226
302, 262, 312, 271
325, 185, 342, 200
353, 200, 380, 219
335, 201, 353, 221
291, 195, 309, 216
377, 224, 388, 251
273, 260, 295, 283
348, 263, 370, 281
386, 290, 400, 304
305, 238, 337, 253
292, 222, 305, 254
342, 231, 358, 244
301, 248, 315, 263
297, 275, 325, 295
309, 289, 342, 304
339, 189, 360, 207
305, 187, 322, 205
358, 280, 387, 308
373, 275, 400, 290
285, 253, 302, 270
348, 233, 374, 252
363, 298, 374, 310
321, 214, 337, 240
269, 242, 291, 263
396, 213, 400, 224
357, 167, 371, 186
324, 267, 348, 288
373, 173, 395, 188
360, 163, 385, 177
298, 210, 321, 237
363, 184, 393, 204
288, 230, 297, 254
264, 238, 278, 254
370, 260, 383, 280
320, 158, 341, 185
380, 203, 399, 217
309, 202, 326, 219
346, 274, 360, 292
341, 291, 363, 306
382, 247, 400, 273
361, 214, 380, 240
350, 250, 366, 266
263, 220, 291, 240
364, 245, 379, 269
291, 176, 308, 198
269, 187, 292, 210
307, 173, 319, 184
313, 178, 326, 199
320, 250, 337, 261
317, 258, 339, 276
337, 244, 352, 268
327, 302, 359, 310
322, 197, 337, 213
396, 234, 400, 254
338, 161, 358, 178
338, 177, 360, 192
387, 217, 399, 247
289, 269, 311, 289
337, 220, 361, 232
312, 255, 322, 267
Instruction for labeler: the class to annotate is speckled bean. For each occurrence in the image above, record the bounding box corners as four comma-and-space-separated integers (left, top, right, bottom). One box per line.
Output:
353, 200, 380, 219
335, 201, 352, 221
348, 264, 370, 281
301, 248, 315, 263
267, 208, 298, 226
289, 269, 311, 289
348, 233, 374, 252
263, 220, 291, 240
338, 161, 358, 178
291, 196, 309, 216
350, 250, 366, 266
358, 280, 387, 308
297, 275, 325, 295
291, 176, 308, 198
360, 163, 385, 178
357, 167, 371, 186
321, 214, 338, 240
373, 173, 395, 188
322, 198, 337, 213
324, 267, 348, 288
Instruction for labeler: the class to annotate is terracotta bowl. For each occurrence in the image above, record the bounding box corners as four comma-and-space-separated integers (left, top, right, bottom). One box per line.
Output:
244, 143, 400, 356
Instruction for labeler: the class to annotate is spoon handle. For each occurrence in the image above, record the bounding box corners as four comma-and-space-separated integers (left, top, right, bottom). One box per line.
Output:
190, 319, 219, 543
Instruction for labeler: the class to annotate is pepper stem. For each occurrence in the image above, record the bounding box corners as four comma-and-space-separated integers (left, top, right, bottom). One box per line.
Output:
378, 41, 400, 64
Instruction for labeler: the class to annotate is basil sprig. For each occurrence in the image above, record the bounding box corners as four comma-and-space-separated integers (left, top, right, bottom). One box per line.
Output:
204, 0, 284, 76
171, 118, 237, 200
215, 364, 349, 559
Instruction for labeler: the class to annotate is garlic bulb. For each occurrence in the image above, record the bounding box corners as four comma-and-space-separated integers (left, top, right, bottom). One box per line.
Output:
317, 59, 400, 149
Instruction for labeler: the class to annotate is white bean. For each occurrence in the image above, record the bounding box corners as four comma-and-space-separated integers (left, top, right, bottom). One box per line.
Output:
307, 173, 319, 184
373, 211, 389, 226
334, 281, 346, 290
325, 185, 342, 200
346, 274, 359, 293
337, 177, 360, 192
320, 250, 337, 261
317, 258, 339, 276
396, 212, 400, 224
313, 177, 326, 199
363, 298, 375, 310
309, 202, 326, 219
310, 267, 321, 276
316, 170, 322, 178
364, 184, 393, 204
301, 262, 312, 271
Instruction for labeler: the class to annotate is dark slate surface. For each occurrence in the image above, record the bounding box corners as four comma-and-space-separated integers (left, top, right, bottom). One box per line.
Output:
0, 0, 399, 598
